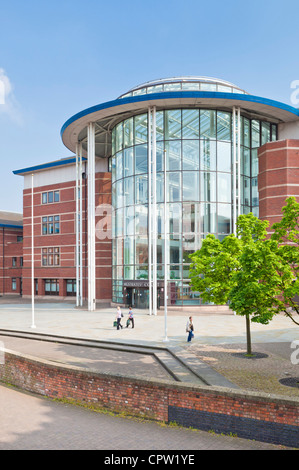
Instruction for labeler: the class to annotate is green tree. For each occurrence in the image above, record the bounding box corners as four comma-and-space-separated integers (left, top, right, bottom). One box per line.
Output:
189, 199, 299, 356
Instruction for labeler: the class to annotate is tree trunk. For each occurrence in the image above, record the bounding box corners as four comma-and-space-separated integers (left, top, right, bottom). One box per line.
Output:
246, 314, 252, 355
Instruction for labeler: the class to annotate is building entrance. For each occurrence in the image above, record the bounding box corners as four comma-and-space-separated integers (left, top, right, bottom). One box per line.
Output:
125, 286, 161, 309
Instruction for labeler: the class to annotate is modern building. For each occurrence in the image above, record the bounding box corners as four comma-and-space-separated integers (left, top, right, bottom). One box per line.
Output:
0, 211, 23, 296
12, 76, 299, 311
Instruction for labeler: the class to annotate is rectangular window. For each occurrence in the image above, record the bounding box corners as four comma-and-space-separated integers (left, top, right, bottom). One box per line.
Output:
42, 191, 60, 204
12, 257, 17, 267
44, 279, 59, 296
42, 216, 60, 235
12, 278, 17, 291
66, 279, 76, 296
42, 247, 60, 266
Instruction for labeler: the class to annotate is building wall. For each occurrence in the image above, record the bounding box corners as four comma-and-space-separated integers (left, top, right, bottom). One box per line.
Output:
258, 139, 299, 230
0, 227, 23, 296
21, 167, 112, 301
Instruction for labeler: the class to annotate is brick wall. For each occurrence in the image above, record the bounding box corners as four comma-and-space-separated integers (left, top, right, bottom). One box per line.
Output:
1, 350, 298, 447
0, 227, 23, 295
258, 139, 299, 229
22, 170, 112, 301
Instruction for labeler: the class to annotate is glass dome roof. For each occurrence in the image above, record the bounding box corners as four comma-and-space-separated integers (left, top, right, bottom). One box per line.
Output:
118, 76, 249, 99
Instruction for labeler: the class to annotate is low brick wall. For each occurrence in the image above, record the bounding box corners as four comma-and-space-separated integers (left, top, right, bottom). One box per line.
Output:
0, 350, 298, 448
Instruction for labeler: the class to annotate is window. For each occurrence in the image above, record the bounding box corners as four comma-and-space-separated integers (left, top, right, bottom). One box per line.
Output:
42, 191, 60, 204
42, 247, 60, 266
42, 216, 60, 235
44, 279, 59, 296
12, 278, 17, 291
20, 257, 23, 267
12, 257, 17, 267
66, 279, 76, 296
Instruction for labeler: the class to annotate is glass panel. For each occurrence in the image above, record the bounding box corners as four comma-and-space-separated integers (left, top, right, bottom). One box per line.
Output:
183, 172, 199, 201
48, 191, 53, 203
182, 203, 198, 234
200, 139, 216, 171
200, 171, 216, 201
124, 117, 134, 148
182, 109, 199, 139
156, 173, 164, 203
217, 111, 231, 141
156, 111, 164, 141
134, 114, 148, 144
124, 237, 134, 265
124, 176, 134, 207
135, 205, 148, 235
217, 141, 231, 172
241, 147, 250, 177
115, 122, 123, 152
243, 118, 250, 147
156, 141, 164, 172
116, 151, 123, 180
168, 203, 181, 234
217, 173, 232, 203
241, 176, 251, 206
54, 191, 59, 202
200, 110, 216, 138
135, 144, 148, 174
115, 180, 123, 208
124, 147, 134, 177
201, 83, 216, 91
181, 82, 199, 91
165, 110, 181, 139
111, 156, 116, 182
135, 175, 148, 204
135, 236, 148, 264
218, 204, 232, 234
182, 140, 199, 170
251, 120, 260, 148
261, 122, 270, 145
166, 140, 181, 171
167, 172, 181, 202
201, 203, 217, 233
42, 193, 47, 204
124, 206, 135, 236
164, 82, 181, 91
251, 148, 258, 177
271, 124, 277, 141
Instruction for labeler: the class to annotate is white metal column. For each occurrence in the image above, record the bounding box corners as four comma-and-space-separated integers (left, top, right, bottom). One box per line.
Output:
75, 142, 83, 307
232, 107, 237, 234
232, 106, 241, 235
31, 174, 36, 328
152, 106, 157, 316
87, 123, 96, 311
237, 107, 241, 219
148, 108, 152, 316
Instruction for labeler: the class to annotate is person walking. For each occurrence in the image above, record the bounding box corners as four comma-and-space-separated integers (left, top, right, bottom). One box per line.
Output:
126, 306, 134, 328
186, 316, 194, 342
116, 306, 123, 330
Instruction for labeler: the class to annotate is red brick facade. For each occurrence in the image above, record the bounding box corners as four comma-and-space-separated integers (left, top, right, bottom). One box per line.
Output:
258, 139, 299, 229
21, 170, 112, 301
0, 226, 23, 295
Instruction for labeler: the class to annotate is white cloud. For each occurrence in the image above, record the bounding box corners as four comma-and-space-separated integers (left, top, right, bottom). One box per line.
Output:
0, 68, 23, 125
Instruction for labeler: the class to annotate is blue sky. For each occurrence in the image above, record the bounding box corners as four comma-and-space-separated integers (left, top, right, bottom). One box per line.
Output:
0, 0, 298, 212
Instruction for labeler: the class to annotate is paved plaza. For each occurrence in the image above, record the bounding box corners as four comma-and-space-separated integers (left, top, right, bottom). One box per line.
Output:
0, 298, 298, 450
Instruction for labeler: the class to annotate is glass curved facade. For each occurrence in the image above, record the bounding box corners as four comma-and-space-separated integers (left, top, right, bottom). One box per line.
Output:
118, 77, 248, 99
111, 109, 277, 306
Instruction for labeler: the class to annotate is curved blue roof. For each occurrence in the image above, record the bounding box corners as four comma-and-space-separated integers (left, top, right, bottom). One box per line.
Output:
61, 91, 299, 137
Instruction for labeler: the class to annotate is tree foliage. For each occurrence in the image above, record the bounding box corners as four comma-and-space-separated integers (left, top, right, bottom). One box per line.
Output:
189, 197, 299, 328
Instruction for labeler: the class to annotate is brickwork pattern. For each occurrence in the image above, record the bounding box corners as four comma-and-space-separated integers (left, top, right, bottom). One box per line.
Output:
0, 351, 298, 447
